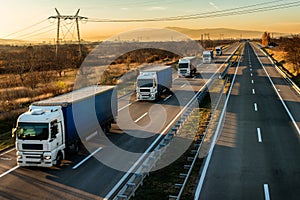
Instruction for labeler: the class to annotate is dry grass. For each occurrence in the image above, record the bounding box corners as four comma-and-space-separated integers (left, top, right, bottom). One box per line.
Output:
265, 48, 297, 76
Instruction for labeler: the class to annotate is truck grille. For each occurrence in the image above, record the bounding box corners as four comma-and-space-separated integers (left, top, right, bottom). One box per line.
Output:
140, 89, 150, 93
22, 144, 43, 150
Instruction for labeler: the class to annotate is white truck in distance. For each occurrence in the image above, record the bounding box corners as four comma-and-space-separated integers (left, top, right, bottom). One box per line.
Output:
202, 50, 214, 64
13, 86, 117, 167
215, 46, 222, 56
178, 57, 198, 77
136, 66, 172, 101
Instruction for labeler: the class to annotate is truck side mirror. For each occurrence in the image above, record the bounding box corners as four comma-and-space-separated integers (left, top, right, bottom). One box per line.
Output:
12, 128, 16, 139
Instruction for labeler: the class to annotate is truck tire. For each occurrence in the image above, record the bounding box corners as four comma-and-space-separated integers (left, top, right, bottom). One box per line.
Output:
55, 152, 62, 167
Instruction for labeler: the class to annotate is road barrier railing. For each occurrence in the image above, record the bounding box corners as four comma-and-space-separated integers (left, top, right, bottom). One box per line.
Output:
257, 44, 300, 95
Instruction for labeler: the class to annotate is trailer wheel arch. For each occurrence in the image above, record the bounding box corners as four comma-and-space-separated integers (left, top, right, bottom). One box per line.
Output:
55, 151, 63, 167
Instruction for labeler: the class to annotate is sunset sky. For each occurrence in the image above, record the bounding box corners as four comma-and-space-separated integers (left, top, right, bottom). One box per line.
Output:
0, 0, 299, 41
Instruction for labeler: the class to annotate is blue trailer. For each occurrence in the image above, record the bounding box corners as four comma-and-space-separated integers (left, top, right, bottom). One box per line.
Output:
13, 85, 117, 167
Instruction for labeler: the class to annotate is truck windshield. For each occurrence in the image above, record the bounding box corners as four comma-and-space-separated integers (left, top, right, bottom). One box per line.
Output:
178, 63, 188, 68
16, 122, 49, 140
138, 79, 154, 87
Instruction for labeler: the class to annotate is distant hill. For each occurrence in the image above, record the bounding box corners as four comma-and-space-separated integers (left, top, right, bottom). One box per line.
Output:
166, 27, 286, 40
0, 38, 29, 45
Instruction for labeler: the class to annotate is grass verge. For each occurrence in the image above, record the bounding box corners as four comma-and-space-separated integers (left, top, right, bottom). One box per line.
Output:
132, 94, 212, 200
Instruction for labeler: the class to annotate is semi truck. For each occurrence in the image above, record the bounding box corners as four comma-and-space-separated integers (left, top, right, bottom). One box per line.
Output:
136, 66, 172, 101
12, 85, 117, 167
202, 50, 214, 64
177, 57, 198, 77
215, 46, 222, 56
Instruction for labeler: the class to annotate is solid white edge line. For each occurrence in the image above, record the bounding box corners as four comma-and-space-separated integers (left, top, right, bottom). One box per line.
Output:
264, 184, 271, 200
254, 103, 258, 111
72, 147, 102, 170
194, 47, 242, 200
251, 44, 300, 135
257, 128, 262, 143
105, 43, 242, 200
0, 165, 19, 178
0, 148, 15, 157
134, 112, 148, 123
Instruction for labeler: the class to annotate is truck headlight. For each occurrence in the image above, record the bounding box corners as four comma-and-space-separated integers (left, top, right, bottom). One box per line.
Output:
44, 155, 51, 160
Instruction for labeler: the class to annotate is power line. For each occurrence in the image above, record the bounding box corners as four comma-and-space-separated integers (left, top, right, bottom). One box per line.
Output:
1, 19, 48, 38
88, 0, 300, 22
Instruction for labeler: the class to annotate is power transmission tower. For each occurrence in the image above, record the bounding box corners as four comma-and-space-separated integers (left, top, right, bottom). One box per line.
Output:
49, 8, 87, 58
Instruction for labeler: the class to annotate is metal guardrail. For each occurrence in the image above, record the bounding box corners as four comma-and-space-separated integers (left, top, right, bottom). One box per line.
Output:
114, 95, 198, 200
258, 45, 300, 95
168, 77, 229, 200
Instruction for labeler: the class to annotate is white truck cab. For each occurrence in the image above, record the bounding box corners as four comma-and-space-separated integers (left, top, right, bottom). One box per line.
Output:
14, 106, 65, 167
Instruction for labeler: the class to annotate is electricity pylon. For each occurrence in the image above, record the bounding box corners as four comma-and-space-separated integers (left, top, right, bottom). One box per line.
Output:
49, 8, 87, 58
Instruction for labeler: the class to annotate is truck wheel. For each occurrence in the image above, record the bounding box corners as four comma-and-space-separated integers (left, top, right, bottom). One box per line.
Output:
55, 152, 62, 167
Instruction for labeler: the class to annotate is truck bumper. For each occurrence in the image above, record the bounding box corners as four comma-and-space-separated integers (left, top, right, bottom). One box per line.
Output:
17, 151, 54, 167
137, 93, 156, 101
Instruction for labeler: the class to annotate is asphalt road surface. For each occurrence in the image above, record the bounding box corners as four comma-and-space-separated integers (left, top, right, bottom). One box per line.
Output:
196, 42, 300, 200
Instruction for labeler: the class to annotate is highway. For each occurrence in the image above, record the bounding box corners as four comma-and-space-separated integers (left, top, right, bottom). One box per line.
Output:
0, 43, 240, 200
195, 42, 300, 200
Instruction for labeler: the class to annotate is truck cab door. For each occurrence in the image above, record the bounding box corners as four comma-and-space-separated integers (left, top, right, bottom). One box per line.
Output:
50, 121, 63, 150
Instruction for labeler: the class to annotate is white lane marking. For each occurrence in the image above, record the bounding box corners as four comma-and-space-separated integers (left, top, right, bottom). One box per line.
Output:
264, 184, 270, 200
254, 103, 258, 111
252, 89, 255, 95
251, 44, 300, 135
118, 102, 134, 112
134, 112, 148, 123
181, 83, 186, 88
249, 64, 252, 68
257, 128, 262, 143
0, 148, 14, 156
0, 157, 12, 161
105, 44, 242, 200
250, 73, 253, 77
250, 68, 252, 71
163, 94, 172, 102
72, 147, 102, 170
251, 80, 254, 84
0, 165, 19, 178
194, 50, 242, 200
193, 76, 196, 79
85, 131, 98, 141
